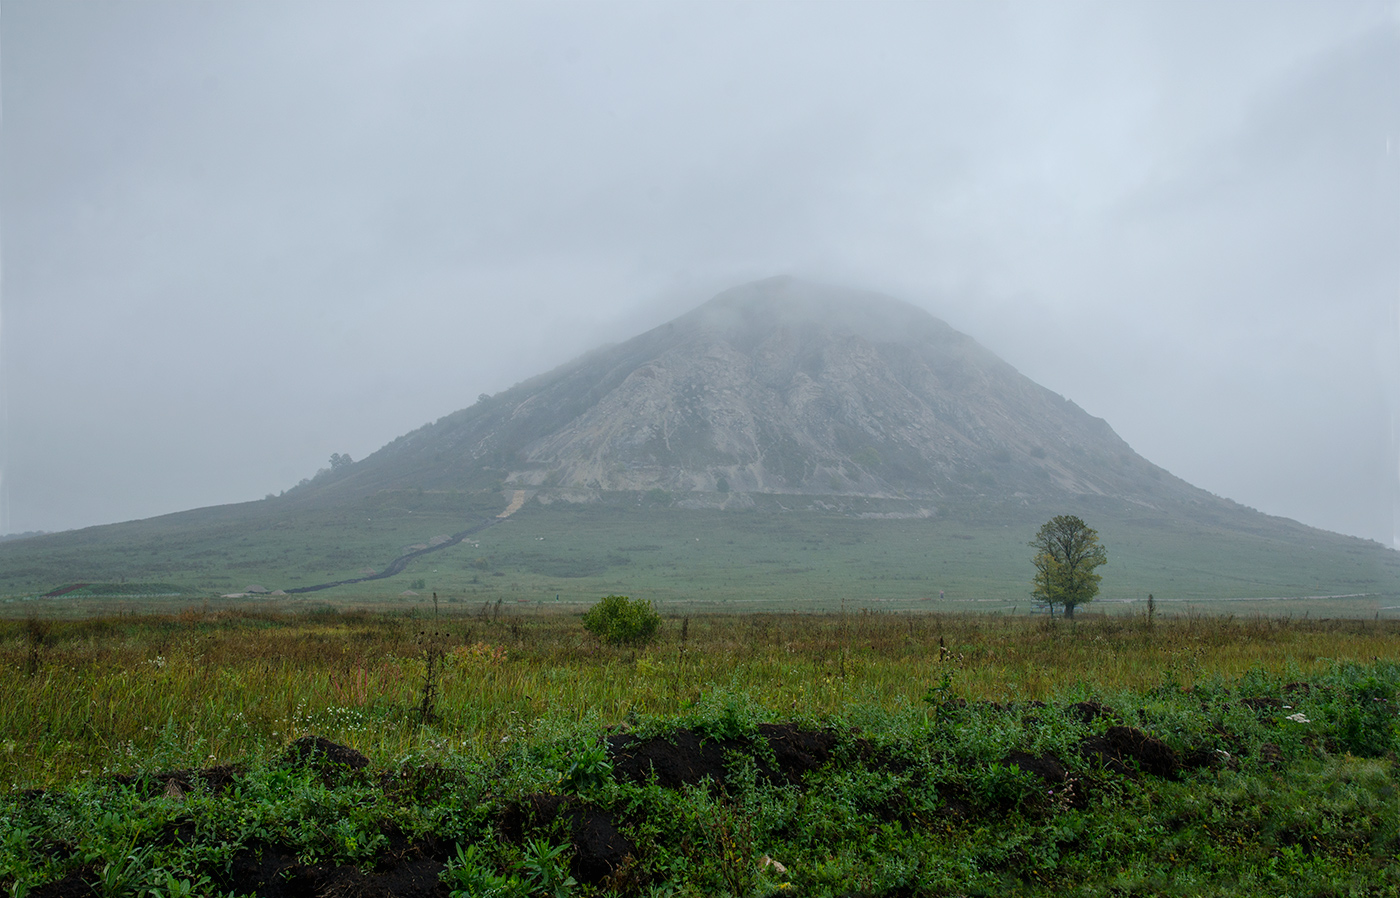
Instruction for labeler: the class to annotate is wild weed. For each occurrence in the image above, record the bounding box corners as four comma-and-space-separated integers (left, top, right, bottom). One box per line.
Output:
559, 736, 612, 794
520, 839, 577, 898
21, 616, 50, 678
443, 843, 525, 898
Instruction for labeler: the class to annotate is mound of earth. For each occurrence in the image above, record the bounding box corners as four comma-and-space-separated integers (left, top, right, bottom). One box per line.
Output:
1078, 725, 1181, 779
104, 764, 242, 799
499, 794, 637, 887
281, 735, 370, 785
221, 835, 450, 898
608, 722, 840, 790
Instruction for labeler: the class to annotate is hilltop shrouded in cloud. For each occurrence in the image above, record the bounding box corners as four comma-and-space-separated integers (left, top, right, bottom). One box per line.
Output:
1, 1, 1396, 545
314, 277, 1206, 512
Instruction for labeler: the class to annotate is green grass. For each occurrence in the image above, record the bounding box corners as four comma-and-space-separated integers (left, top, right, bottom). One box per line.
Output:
2, 609, 1399, 896
4, 608, 1399, 787
3, 492, 1397, 618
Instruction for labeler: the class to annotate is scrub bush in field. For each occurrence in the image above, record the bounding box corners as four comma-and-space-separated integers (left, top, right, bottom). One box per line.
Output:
581, 594, 660, 646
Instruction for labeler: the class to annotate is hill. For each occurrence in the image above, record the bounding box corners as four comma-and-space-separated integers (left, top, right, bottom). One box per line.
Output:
2, 278, 1396, 612
306, 277, 1210, 508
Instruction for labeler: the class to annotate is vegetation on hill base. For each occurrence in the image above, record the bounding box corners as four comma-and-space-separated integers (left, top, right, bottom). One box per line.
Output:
3, 496, 1396, 616
1, 609, 1399, 895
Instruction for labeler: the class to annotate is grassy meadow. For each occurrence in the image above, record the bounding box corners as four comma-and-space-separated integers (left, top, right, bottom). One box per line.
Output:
3, 607, 1399, 787
3, 607, 1400, 896
4, 491, 1400, 896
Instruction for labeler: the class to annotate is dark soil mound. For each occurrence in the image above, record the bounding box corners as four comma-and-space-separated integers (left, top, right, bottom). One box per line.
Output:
26, 864, 96, 898
106, 764, 243, 799
498, 792, 570, 840
992, 751, 1091, 810
608, 728, 735, 788
1283, 682, 1327, 696
499, 794, 637, 886
1002, 750, 1067, 784
1067, 701, 1118, 725
316, 857, 449, 898
1181, 725, 1242, 771
608, 725, 840, 790
281, 736, 369, 783
283, 736, 369, 770
225, 841, 306, 897
224, 839, 448, 898
156, 817, 199, 846
1079, 726, 1180, 779
1181, 745, 1233, 770
184, 763, 241, 793
757, 723, 837, 784
571, 808, 635, 886
934, 784, 974, 819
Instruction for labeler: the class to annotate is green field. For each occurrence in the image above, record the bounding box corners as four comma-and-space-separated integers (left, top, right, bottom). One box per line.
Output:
3, 608, 1399, 896
5, 486, 1399, 892
4, 491, 1397, 619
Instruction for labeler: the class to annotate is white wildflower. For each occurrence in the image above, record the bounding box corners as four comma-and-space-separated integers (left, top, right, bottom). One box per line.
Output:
1285, 712, 1311, 723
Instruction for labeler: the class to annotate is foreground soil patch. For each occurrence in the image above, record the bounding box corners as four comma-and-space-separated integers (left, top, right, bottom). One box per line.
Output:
1078, 725, 1182, 779
222, 840, 449, 898
499, 794, 637, 886
607, 722, 839, 789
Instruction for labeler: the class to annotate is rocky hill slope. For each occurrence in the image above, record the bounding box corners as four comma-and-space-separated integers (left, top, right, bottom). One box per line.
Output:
310, 277, 1213, 513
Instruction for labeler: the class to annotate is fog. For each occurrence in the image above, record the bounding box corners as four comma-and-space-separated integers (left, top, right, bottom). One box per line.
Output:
2, 1, 1397, 546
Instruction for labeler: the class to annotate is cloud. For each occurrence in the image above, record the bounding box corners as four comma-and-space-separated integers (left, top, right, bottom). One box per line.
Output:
1, 1, 1396, 544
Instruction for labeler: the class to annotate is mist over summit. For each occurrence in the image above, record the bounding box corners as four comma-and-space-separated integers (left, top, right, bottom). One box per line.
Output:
314, 278, 1213, 513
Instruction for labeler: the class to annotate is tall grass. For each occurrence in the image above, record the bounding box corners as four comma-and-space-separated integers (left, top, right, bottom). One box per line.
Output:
2, 608, 1398, 788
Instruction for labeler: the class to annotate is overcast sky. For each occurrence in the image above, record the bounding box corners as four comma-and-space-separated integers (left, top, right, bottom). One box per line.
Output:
2, 0, 1397, 546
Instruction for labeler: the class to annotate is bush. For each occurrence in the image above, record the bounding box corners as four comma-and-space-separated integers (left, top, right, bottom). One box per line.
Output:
582, 594, 660, 646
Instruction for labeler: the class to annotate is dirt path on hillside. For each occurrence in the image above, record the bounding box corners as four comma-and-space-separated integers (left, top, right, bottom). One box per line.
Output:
498, 489, 527, 518
285, 492, 526, 595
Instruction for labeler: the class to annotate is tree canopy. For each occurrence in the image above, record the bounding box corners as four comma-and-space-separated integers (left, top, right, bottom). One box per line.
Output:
1030, 515, 1108, 619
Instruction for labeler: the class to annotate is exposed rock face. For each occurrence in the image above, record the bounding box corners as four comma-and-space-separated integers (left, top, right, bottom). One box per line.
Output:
328, 277, 1206, 507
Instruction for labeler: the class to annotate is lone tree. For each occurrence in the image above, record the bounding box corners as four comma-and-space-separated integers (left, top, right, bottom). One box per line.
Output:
1030, 515, 1108, 619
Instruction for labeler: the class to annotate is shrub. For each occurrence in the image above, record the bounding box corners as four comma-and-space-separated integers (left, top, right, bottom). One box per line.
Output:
582, 594, 660, 646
